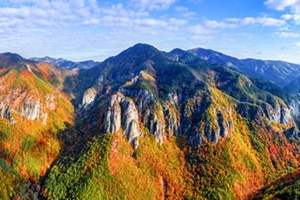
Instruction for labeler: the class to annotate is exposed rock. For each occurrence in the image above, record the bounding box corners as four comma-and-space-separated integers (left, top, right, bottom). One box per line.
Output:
81, 88, 97, 109
118, 88, 167, 144
121, 99, 141, 144
104, 99, 121, 134
196, 107, 233, 145
261, 103, 294, 125
164, 107, 180, 138
204, 121, 220, 144
98, 75, 104, 82
188, 129, 203, 146
237, 103, 265, 123
289, 101, 299, 115
0, 86, 61, 124
0, 88, 59, 124
280, 105, 294, 124
104, 93, 142, 149
142, 108, 165, 144
119, 88, 154, 110
45, 94, 56, 111
20, 97, 42, 121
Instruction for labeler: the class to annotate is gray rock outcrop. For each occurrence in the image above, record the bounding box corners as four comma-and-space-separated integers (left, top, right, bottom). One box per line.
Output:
0, 88, 57, 124
104, 93, 142, 149
82, 88, 97, 109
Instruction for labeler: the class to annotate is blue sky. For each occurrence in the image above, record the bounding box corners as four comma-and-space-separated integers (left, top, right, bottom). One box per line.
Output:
1, 0, 300, 63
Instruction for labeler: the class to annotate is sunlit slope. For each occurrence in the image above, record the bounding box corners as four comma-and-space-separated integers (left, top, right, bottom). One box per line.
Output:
0, 53, 74, 199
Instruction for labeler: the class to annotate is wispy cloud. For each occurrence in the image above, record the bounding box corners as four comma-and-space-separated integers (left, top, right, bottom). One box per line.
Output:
264, 0, 297, 11
2, 0, 300, 63
239, 33, 257, 40
204, 20, 237, 29
129, 0, 176, 11
265, 0, 300, 23
276, 31, 300, 37
232, 16, 286, 27
174, 6, 197, 19
188, 16, 286, 40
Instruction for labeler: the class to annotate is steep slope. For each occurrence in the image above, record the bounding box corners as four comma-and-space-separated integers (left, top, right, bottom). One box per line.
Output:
284, 75, 300, 94
30, 56, 101, 70
250, 169, 300, 199
188, 47, 300, 87
0, 53, 74, 199
43, 44, 300, 199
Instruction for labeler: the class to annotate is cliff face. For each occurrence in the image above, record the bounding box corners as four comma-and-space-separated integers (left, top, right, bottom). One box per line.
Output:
104, 93, 142, 149
81, 88, 97, 109
0, 88, 59, 124
100, 88, 235, 147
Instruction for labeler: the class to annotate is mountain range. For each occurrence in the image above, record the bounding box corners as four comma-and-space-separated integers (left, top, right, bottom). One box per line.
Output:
29, 56, 101, 70
0, 44, 300, 199
188, 47, 300, 88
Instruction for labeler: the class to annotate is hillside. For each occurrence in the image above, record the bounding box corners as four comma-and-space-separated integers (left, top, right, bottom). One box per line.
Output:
0, 53, 74, 199
1, 45, 300, 199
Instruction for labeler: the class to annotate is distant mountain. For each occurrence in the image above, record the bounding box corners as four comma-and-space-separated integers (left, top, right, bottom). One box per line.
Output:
188, 47, 300, 87
29, 56, 101, 69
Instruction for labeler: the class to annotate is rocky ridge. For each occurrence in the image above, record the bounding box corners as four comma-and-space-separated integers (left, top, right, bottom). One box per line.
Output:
75, 44, 300, 149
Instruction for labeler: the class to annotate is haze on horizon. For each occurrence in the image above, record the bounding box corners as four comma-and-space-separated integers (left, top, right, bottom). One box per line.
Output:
1, 0, 300, 63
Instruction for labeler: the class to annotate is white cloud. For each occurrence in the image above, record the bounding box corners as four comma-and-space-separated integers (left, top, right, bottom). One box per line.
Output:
276, 31, 300, 37
130, 0, 176, 11
188, 24, 216, 35
174, 6, 189, 12
82, 18, 99, 26
241, 17, 286, 27
257, 17, 286, 26
134, 18, 168, 27
174, 6, 197, 19
281, 13, 293, 20
264, 0, 300, 24
169, 18, 187, 26
239, 33, 256, 40
264, 0, 298, 11
189, 35, 214, 42
188, 16, 285, 39
241, 17, 256, 25
204, 20, 237, 29
225, 18, 241, 23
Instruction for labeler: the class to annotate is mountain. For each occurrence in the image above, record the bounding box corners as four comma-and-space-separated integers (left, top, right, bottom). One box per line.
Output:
1, 45, 300, 199
42, 44, 300, 199
29, 56, 101, 70
0, 53, 74, 199
188, 47, 300, 87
